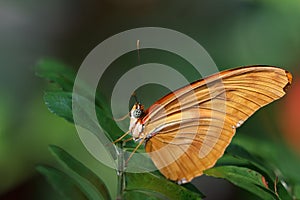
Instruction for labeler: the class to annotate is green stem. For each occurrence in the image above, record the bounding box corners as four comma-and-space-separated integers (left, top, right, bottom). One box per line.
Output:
116, 142, 125, 200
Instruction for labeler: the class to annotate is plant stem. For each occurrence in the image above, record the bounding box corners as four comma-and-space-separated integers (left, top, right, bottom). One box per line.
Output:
116, 142, 125, 200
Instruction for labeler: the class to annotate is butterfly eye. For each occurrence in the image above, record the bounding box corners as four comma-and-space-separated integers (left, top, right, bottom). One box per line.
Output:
132, 109, 143, 118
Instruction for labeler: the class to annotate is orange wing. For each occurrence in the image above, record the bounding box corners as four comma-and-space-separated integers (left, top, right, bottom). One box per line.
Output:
142, 66, 292, 183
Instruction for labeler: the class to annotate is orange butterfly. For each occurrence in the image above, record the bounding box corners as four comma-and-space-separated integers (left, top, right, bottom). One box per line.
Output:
117, 66, 292, 184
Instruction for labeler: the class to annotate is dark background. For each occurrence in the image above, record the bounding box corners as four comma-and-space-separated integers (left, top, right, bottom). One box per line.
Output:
0, 0, 299, 199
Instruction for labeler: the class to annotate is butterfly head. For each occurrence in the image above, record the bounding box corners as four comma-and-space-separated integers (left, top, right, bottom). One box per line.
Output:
130, 103, 145, 119
129, 103, 145, 140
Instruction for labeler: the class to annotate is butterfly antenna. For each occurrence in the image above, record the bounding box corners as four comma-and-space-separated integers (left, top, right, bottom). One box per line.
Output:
131, 40, 142, 105
137, 39, 140, 64
132, 92, 140, 104
113, 112, 129, 121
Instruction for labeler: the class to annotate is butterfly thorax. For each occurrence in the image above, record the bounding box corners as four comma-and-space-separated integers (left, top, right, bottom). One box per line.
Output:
129, 103, 146, 141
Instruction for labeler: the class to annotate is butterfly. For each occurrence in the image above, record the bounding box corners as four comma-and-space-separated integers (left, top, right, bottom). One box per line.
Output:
116, 66, 292, 184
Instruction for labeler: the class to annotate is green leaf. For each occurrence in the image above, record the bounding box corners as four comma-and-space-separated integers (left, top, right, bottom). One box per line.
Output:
44, 91, 121, 164
224, 144, 277, 182
44, 92, 74, 123
37, 59, 123, 163
44, 91, 123, 140
125, 172, 203, 200
35, 58, 76, 91
36, 58, 110, 114
232, 135, 300, 198
294, 184, 300, 199
205, 166, 278, 200
49, 145, 111, 200
37, 165, 88, 200
123, 190, 164, 200
233, 135, 300, 183
275, 179, 292, 200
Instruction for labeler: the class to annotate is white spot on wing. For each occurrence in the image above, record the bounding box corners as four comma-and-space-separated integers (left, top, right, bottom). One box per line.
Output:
177, 178, 188, 185
236, 120, 244, 128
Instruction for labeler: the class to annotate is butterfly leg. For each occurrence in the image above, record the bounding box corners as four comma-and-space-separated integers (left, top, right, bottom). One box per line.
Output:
125, 136, 146, 165
112, 130, 131, 144
122, 137, 133, 143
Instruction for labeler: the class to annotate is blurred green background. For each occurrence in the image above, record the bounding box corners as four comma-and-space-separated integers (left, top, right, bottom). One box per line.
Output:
0, 0, 300, 199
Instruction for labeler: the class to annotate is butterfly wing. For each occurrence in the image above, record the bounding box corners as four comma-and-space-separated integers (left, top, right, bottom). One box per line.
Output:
142, 66, 292, 182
